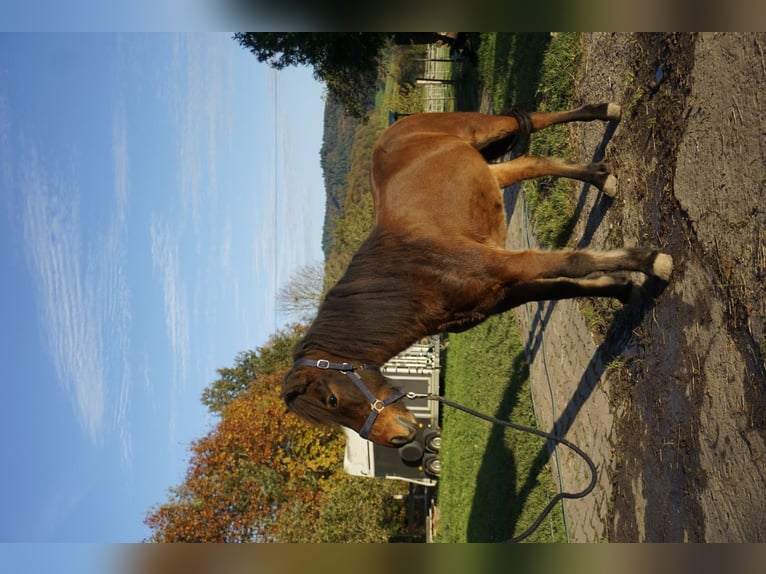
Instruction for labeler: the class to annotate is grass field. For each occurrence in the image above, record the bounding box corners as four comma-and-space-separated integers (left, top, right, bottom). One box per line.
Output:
434, 33, 582, 543
435, 314, 567, 542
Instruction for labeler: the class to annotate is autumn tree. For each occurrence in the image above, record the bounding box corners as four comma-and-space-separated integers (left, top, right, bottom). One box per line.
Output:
200, 325, 306, 415
145, 371, 343, 542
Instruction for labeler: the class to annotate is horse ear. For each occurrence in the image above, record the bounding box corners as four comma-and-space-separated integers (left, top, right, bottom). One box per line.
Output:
281, 367, 311, 407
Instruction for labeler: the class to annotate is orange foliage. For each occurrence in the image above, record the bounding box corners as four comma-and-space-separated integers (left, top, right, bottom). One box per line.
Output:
144, 372, 344, 542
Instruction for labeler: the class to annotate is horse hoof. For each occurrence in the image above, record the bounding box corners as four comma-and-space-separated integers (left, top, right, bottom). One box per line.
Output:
602, 174, 618, 197
606, 103, 622, 122
653, 253, 673, 281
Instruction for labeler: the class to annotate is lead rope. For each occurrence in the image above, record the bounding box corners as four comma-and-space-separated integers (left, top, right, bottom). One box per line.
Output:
406, 392, 597, 543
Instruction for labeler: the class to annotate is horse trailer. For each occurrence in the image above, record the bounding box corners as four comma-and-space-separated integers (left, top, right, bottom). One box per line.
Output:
342, 336, 442, 487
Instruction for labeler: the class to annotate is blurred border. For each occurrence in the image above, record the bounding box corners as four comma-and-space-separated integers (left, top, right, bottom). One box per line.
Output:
2, 0, 765, 31
116, 544, 766, 574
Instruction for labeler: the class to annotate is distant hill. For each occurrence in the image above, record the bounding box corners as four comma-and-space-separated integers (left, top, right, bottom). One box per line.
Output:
319, 96, 362, 258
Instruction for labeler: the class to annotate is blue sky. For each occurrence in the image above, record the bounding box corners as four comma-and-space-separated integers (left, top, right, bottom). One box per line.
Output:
0, 33, 326, 545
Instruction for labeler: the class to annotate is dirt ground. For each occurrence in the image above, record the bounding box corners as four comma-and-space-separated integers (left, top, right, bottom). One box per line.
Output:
504, 33, 765, 542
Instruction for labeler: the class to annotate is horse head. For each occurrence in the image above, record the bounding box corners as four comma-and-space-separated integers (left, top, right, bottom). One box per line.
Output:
282, 359, 418, 447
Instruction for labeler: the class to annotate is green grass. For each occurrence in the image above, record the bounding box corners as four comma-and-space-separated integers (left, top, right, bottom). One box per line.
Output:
477, 32, 550, 114
522, 33, 582, 249
479, 32, 582, 249
435, 313, 567, 543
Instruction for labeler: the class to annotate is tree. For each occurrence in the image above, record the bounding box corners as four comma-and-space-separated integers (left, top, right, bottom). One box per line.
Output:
234, 33, 382, 119
200, 325, 306, 415
233, 33, 463, 119
274, 474, 408, 542
145, 372, 344, 542
391, 82, 426, 116
323, 193, 375, 290
277, 262, 325, 322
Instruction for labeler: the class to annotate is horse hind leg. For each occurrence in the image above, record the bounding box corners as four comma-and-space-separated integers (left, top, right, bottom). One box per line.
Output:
516, 275, 645, 306
525, 102, 621, 132
489, 156, 618, 197
391, 103, 621, 153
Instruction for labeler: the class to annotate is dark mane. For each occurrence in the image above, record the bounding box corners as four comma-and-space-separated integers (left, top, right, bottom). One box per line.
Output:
293, 228, 431, 365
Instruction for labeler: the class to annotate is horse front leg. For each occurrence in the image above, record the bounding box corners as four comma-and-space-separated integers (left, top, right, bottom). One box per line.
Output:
517, 247, 673, 281
481, 246, 673, 301
525, 102, 621, 131
505, 275, 644, 307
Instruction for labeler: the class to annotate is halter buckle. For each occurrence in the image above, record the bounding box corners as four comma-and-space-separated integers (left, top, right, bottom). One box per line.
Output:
370, 400, 385, 413
316, 359, 330, 369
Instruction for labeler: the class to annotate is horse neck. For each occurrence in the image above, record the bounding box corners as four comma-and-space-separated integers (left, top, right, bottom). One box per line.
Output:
295, 233, 424, 366
295, 287, 420, 366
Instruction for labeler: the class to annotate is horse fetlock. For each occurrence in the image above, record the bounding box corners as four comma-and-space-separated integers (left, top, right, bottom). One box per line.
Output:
652, 253, 673, 281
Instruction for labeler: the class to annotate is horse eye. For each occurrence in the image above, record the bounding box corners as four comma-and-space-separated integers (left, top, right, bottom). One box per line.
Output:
328, 394, 338, 408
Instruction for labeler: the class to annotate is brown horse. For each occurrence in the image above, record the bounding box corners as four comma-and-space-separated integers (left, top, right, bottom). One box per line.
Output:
282, 103, 672, 447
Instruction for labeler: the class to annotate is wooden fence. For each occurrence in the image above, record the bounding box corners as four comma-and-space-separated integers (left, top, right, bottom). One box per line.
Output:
416, 44, 456, 112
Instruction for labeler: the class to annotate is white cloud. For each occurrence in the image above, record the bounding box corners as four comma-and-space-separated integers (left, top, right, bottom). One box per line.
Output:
167, 34, 231, 236
18, 106, 135, 470
98, 223, 133, 468
149, 217, 190, 450
149, 218, 190, 383
0, 95, 13, 224
220, 219, 232, 275
112, 100, 130, 224
115, 369, 132, 470
149, 33, 238, 456
109, 102, 134, 469
276, 99, 319, 290
41, 482, 93, 540
21, 149, 106, 444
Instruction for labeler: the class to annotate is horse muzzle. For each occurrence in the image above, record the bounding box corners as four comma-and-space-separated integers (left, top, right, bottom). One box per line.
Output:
388, 416, 418, 446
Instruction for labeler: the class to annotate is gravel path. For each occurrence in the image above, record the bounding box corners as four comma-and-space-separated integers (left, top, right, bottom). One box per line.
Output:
499, 33, 766, 542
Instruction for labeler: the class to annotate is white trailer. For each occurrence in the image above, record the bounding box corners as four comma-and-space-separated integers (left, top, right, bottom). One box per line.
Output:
343, 336, 442, 487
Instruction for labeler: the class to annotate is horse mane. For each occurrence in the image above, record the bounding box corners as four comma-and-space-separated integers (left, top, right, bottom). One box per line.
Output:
293, 227, 429, 364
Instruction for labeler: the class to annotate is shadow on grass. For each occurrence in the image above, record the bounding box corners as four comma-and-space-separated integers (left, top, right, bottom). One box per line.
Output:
493, 33, 551, 112
465, 283, 668, 542
464, 350, 534, 542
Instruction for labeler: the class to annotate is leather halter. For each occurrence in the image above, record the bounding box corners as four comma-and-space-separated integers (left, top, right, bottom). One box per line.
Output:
292, 359, 406, 440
